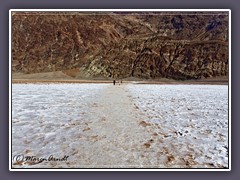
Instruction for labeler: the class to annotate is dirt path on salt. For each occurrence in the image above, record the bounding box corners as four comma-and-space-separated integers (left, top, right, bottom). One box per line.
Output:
70, 84, 159, 168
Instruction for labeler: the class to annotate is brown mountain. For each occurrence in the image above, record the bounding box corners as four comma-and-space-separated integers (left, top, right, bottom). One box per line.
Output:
11, 11, 229, 80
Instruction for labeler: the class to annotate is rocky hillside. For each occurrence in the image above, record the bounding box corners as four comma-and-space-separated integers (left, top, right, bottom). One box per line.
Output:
11, 11, 229, 80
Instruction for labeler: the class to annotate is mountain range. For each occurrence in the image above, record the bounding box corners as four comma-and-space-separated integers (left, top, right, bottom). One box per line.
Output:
11, 11, 229, 80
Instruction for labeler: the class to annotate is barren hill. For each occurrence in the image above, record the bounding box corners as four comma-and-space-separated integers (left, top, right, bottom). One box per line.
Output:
11, 11, 229, 80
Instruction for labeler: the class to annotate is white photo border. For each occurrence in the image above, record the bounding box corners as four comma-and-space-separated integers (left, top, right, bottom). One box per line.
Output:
9, 9, 231, 172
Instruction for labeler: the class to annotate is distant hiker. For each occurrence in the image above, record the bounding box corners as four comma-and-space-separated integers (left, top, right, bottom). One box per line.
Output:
119, 80, 121, 85
113, 80, 116, 85
120, 79, 122, 84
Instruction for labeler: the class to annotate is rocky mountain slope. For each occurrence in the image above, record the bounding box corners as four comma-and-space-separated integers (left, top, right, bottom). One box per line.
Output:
11, 11, 229, 80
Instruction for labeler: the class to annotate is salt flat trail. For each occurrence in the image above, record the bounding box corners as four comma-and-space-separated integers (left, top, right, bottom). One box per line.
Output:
12, 84, 228, 168
76, 84, 154, 168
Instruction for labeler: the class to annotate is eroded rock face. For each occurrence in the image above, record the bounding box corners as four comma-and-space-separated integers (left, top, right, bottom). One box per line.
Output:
12, 11, 229, 80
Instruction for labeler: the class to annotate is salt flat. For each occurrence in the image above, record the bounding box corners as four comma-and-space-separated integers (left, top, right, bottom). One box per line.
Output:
11, 83, 228, 168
